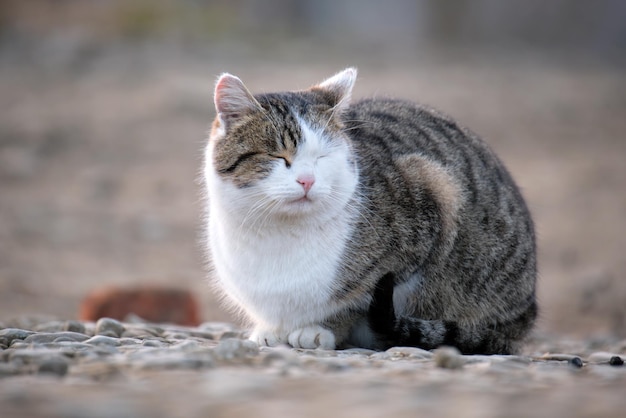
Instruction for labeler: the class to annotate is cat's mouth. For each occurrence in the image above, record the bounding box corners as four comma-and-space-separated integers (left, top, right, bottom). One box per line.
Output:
284, 195, 315, 209
275, 196, 316, 216
292, 196, 312, 204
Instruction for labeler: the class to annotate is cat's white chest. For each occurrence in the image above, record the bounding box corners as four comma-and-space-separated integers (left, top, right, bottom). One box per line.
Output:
204, 111, 358, 339
209, 212, 350, 331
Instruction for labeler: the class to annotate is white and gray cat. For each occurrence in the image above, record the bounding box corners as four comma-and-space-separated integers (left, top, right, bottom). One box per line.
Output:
204, 68, 537, 354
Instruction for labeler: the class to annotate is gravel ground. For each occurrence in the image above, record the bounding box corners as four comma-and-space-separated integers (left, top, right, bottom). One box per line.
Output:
1, 318, 625, 418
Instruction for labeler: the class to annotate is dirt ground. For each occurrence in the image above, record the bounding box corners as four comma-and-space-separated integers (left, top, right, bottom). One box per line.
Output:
1, 40, 625, 340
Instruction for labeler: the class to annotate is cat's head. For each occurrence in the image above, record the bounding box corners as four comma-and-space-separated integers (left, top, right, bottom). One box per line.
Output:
206, 68, 359, 224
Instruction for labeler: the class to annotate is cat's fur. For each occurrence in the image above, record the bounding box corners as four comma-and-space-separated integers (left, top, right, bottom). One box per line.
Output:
204, 68, 537, 354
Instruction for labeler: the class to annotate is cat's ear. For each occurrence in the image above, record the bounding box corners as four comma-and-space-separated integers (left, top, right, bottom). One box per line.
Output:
313, 67, 357, 110
214, 73, 261, 128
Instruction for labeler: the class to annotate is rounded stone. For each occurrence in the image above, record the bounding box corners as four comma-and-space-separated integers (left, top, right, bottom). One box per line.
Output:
433, 346, 465, 369
340, 348, 378, 356
142, 339, 167, 348
64, 320, 86, 334
84, 335, 121, 347
386, 346, 433, 359
118, 338, 143, 346
162, 332, 191, 341
569, 357, 584, 368
9, 341, 30, 349
23, 332, 90, 344
587, 352, 622, 364
609, 356, 624, 366
0, 328, 36, 345
38, 358, 69, 376
188, 331, 218, 341
95, 318, 125, 338
369, 352, 391, 360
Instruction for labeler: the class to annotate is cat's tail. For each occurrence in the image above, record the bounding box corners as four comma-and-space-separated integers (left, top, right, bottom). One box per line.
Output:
368, 273, 537, 355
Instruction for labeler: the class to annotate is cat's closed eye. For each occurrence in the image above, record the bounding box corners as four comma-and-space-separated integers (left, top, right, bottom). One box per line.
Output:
270, 155, 292, 168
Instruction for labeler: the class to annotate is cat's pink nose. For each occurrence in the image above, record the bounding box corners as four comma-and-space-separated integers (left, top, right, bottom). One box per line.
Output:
296, 174, 315, 193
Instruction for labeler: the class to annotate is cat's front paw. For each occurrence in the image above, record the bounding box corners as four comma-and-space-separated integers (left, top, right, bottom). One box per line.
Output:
288, 325, 336, 350
250, 328, 286, 347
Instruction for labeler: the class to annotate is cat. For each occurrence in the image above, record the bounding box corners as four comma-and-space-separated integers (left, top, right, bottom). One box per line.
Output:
204, 68, 537, 355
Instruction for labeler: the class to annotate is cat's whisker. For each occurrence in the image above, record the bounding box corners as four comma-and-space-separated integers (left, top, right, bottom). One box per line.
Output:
235, 193, 279, 235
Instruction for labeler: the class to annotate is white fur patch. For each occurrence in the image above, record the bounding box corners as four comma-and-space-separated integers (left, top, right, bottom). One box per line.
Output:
205, 116, 358, 346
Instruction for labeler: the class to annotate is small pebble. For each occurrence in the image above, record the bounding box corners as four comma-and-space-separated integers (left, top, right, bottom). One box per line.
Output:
64, 320, 86, 334
23, 332, 90, 344
386, 346, 433, 359
84, 335, 121, 347
9, 341, 31, 349
188, 331, 218, 340
95, 318, 125, 338
142, 339, 167, 348
41, 342, 108, 356
0, 328, 36, 346
433, 346, 464, 369
569, 357, 584, 368
38, 359, 69, 376
609, 356, 623, 366
340, 348, 378, 356
162, 332, 191, 340
118, 338, 143, 346
587, 352, 615, 364
369, 352, 391, 360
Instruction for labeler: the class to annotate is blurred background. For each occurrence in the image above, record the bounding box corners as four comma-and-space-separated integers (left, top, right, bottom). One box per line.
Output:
1, 0, 625, 337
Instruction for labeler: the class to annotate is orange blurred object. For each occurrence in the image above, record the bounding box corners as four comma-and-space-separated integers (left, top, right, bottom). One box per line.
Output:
79, 286, 201, 326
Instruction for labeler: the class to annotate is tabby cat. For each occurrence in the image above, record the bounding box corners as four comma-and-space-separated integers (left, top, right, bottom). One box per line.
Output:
204, 68, 537, 354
